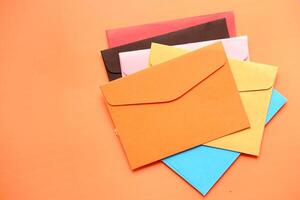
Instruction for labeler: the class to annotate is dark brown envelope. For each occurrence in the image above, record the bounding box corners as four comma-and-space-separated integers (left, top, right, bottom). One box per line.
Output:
101, 18, 229, 81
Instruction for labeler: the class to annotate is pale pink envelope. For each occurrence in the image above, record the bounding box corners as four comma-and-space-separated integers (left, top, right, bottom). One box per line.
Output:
106, 11, 236, 47
119, 36, 249, 76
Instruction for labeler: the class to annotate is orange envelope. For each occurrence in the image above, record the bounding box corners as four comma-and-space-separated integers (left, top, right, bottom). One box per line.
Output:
100, 43, 249, 169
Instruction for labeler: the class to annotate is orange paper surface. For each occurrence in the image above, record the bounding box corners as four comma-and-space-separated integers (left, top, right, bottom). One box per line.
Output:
101, 43, 249, 169
150, 43, 278, 155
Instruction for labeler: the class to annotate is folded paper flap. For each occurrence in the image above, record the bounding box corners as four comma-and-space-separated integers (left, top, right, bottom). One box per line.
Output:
101, 43, 227, 106
229, 60, 278, 91
101, 18, 228, 74
149, 43, 188, 65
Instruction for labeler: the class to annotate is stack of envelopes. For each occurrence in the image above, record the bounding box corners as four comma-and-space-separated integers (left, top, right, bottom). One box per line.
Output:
100, 11, 287, 196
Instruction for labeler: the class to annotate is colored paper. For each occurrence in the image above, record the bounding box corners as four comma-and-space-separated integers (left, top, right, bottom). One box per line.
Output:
266, 89, 287, 123
150, 43, 278, 155
106, 11, 236, 47
118, 37, 282, 194
106, 10, 285, 196
119, 38, 286, 194
119, 36, 249, 76
164, 89, 286, 195
101, 43, 249, 169
101, 18, 230, 81
164, 146, 239, 195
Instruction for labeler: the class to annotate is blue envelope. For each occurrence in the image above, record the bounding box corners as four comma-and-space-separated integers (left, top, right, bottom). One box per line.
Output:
163, 89, 287, 195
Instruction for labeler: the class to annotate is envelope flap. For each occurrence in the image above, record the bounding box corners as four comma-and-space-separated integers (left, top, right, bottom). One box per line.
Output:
101, 43, 227, 106
150, 43, 188, 65
229, 60, 278, 91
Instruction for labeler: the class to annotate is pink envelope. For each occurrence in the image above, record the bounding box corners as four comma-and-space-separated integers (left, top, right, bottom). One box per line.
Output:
119, 36, 249, 76
106, 11, 236, 47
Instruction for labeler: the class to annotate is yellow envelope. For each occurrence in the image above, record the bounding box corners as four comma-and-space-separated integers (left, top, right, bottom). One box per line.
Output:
149, 43, 278, 155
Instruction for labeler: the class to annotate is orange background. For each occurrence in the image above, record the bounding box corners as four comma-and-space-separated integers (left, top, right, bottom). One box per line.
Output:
0, 0, 299, 199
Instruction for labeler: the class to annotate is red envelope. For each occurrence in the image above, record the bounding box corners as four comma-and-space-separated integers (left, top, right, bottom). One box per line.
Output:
106, 11, 236, 47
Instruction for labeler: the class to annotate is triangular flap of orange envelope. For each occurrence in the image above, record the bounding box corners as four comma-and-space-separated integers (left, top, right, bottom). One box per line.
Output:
101, 42, 249, 169
149, 43, 277, 155
102, 43, 226, 105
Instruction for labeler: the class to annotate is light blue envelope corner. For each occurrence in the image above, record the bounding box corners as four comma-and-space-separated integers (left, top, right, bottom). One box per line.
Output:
163, 89, 287, 196
265, 89, 287, 123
